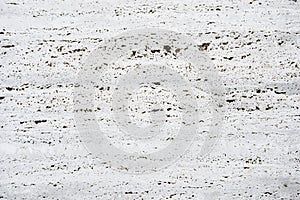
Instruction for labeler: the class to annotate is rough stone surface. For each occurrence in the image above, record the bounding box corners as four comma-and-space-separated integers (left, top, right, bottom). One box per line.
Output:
0, 0, 299, 199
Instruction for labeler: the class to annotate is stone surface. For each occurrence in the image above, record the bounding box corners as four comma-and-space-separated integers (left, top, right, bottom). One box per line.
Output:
0, 0, 299, 199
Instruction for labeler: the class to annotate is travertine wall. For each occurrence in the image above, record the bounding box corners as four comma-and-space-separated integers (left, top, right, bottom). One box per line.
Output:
0, 0, 299, 199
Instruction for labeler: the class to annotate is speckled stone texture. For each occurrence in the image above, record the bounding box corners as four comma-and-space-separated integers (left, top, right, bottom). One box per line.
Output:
0, 0, 299, 199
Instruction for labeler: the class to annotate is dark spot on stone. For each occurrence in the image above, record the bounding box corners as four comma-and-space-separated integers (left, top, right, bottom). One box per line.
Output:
125, 191, 133, 194
34, 120, 47, 124
151, 49, 160, 53
57, 46, 63, 52
274, 90, 286, 94
226, 99, 235, 103
2, 45, 14, 48
198, 42, 210, 51
6, 2, 18, 5
163, 45, 171, 53
6, 87, 13, 91
131, 51, 136, 57
224, 56, 234, 60
151, 109, 162, 112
